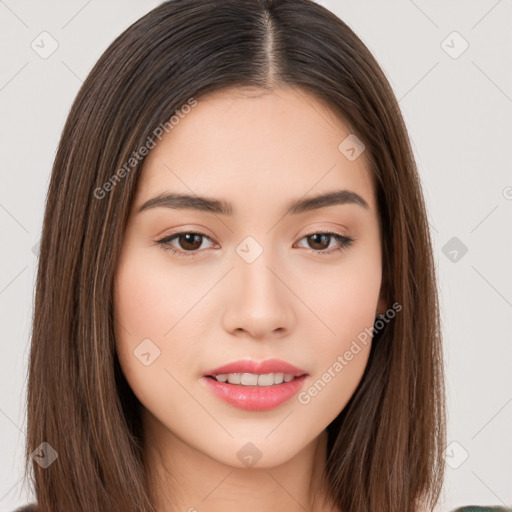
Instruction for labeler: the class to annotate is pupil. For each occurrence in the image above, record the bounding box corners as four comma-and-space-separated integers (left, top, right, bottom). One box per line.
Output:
181, 233, 201, 250
310, 233, 329, 250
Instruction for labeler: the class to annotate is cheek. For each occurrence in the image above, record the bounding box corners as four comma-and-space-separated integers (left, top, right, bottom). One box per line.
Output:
295, 241, 381, 419
296, 286, 377, 428
112, 252, 201, 400
310, 235, 382, 344
114, 247, 208, 343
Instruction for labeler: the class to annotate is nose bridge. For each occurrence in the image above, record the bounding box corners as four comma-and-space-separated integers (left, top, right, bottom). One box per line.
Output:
236, 234, 284, 306
222, 234, 294, 337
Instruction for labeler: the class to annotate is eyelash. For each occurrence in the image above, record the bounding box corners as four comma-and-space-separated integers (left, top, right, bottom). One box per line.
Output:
155, 230, 354, 258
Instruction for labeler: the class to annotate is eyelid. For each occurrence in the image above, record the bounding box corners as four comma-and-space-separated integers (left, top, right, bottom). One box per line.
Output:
294, 222, 350, 238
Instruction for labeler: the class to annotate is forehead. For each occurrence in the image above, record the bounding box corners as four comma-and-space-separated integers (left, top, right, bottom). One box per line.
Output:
133, 86, 376, 213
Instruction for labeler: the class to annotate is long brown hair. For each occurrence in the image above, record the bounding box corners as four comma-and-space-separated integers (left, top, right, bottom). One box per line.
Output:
25, 1, 445, 511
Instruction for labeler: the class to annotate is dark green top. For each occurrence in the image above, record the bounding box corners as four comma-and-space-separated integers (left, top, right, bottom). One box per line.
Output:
453, 508, 512, 512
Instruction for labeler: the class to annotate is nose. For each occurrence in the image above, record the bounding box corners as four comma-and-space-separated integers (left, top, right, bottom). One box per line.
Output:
221, 251, 295, 340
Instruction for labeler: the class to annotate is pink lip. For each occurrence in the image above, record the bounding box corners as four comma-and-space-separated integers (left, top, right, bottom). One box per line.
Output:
203, 358, 307, 377
201, 358, 308, 412
201, 374, 308, 412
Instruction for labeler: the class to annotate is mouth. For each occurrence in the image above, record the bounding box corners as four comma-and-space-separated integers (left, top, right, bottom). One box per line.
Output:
201, 374, 308, 411
201, 359, 308, 411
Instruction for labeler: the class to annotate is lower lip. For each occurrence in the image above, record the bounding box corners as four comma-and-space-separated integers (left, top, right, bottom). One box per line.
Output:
201, 375, 308, 412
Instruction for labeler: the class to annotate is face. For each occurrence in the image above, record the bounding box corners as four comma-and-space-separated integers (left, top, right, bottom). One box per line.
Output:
113, 86, 385, 469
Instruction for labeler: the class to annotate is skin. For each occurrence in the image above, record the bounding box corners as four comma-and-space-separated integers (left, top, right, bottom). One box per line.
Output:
113, 86, 386, 512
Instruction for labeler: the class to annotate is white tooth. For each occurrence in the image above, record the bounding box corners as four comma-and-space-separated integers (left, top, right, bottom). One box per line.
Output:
227, 373, 241, 384
218, 372, 298, 386
240, 373, 258, 386
274, 373, 284, 384
257, 373, 275, 386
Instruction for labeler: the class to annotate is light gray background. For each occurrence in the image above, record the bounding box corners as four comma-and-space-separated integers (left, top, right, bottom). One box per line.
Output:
1, 1, 511, 510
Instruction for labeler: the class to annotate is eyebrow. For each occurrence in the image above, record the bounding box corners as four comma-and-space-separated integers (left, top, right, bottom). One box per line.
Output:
137, 189, 369, 216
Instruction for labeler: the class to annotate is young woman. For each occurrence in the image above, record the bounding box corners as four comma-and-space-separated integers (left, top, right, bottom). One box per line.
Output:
16, 1, 504, 511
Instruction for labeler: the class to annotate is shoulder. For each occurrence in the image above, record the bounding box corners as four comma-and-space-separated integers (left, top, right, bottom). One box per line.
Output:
12, 504, 38, 512
451, 507, 512, 512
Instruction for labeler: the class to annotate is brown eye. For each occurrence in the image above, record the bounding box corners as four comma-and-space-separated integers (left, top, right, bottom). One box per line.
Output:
307, 233, 331, 250
156, 231, 214, 257
156, 230, 353, 259
296, 231, 353, 255
176, 233, 204, 251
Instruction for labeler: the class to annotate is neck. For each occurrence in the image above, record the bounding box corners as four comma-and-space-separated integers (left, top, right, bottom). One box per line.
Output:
142, 410, 338, 512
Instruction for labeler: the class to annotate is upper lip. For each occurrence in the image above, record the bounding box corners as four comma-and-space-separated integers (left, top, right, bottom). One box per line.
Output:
203, 358, 307, 377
